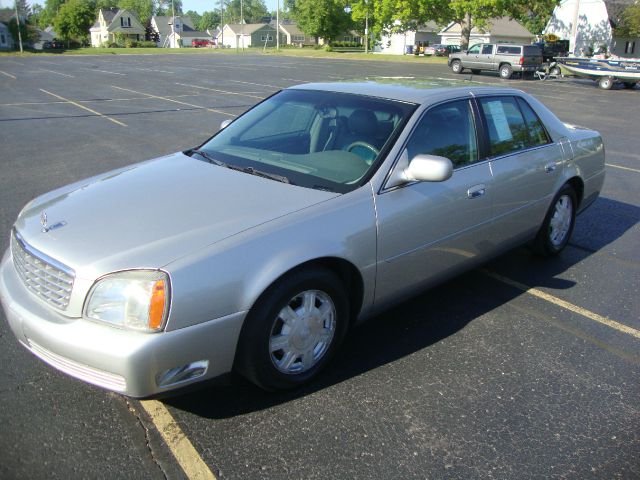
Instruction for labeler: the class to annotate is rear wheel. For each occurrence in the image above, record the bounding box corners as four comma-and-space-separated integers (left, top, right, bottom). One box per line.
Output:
450, 60, 463, 74
234, 267, 348, 390
598, 76, 614, 90
533, 184, 577, 256
499, 64, 513, 79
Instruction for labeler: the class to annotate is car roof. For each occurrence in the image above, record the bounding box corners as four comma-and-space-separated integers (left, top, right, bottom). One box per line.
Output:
289, 79, 525, 105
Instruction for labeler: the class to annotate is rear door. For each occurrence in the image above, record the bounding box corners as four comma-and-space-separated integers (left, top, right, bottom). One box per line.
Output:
476, 95, 563, 248
479, 44, 495, 70
374, 98, 494, 304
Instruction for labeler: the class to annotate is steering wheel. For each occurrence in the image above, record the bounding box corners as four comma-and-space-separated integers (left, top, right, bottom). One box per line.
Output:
346, 141, 380, 160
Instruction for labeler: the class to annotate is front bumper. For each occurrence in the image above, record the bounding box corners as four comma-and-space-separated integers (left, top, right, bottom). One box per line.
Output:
0, 250, 246, 397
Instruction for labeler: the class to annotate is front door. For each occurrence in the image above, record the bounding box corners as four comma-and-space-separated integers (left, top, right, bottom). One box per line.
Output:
375, 98, 494, 305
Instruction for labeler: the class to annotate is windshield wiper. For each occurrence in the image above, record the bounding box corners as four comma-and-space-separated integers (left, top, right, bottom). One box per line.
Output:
189, 149, 290, 184
189, 149, 227, 167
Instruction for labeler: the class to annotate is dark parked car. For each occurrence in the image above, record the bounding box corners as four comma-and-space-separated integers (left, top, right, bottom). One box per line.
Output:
43, 40, 65, 49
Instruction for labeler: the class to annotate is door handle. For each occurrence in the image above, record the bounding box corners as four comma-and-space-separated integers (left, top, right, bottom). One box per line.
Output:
467, 184, 486, 199
544, 162, 557, 173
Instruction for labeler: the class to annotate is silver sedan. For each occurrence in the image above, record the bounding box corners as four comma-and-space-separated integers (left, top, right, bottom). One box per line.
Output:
0, 81, 605, 397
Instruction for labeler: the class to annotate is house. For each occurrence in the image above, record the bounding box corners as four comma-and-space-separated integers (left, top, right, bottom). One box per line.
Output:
34, 26, 55, 50
374, 21, 441, 54
0, 22, 13, 50
544, 0, 639, 57
217, 23, 279, 48
277, 21, 316, 46
150, 15, 212, 48
439, 16, 535, 46
90, 8, 146, 47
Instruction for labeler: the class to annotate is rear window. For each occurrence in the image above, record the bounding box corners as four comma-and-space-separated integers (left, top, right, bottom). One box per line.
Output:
496, 45, 521, 55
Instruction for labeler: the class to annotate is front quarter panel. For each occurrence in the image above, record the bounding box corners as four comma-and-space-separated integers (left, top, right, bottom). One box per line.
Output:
163, 185, 378, 332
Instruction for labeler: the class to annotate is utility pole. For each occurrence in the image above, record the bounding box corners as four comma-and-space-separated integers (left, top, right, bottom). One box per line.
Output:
240, 0, 244, 51
220, 0, 224, 47
276, 0, 279, 50
14, 0, 23, 53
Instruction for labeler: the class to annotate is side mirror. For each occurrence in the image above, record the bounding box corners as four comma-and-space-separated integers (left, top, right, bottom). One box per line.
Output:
220, 119, 232, 130
405, 154, 453, 182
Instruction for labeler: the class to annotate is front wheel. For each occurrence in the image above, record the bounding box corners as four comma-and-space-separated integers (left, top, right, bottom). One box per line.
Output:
499, 64, 513, 79
450, 60, 463, 74
234, 267, 349, 390
533, 185, 577, 256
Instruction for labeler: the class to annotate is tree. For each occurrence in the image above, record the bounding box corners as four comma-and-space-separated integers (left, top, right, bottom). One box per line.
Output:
199, 10, 221, 30
506, 0, 560, 36
40, 0, 67, 28
616, 3, 640, 38
224, 0, 268, 24
118, 0, 154, 25
54, 0, 95, 42
155, 0, 182, 16
292, 0, 352, 44
7, 16, 39, 46
185, 9, 201, 26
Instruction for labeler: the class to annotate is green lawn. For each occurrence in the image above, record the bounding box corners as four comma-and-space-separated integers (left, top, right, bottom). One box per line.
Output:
0, 46, 450, 64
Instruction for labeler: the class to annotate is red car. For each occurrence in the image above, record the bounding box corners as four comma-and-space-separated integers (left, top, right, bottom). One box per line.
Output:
192, 39, 211, 48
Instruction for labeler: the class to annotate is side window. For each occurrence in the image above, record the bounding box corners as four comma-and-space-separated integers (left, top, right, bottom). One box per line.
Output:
481, 44, 493, 55
479, 96, 550, 156
468, 44, 481, 54
405, 100, 478, 168
516, 98, 551, 147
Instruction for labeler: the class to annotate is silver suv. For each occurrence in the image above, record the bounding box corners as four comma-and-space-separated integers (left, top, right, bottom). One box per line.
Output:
448, 43, 543, 79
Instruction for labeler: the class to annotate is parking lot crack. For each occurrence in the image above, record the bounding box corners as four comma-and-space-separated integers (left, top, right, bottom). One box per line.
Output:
125, 398, 170, 480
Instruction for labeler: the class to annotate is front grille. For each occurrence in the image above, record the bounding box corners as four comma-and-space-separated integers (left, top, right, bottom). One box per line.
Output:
11, 230, 75, 310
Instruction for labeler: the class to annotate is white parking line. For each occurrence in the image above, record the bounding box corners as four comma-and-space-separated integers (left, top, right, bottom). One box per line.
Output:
175, 82, 265, 99
88, 69, 126, 76
140, 400, 217, 480
228, 79, 284, 89
40, 89, 127, 127
0, 70, 17, 79
606, 163, 640, 173
39, 69, 74, 78
483, 270, 640, 340
111, 85, 237, 117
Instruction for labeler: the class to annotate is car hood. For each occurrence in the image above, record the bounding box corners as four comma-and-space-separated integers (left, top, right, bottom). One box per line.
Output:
14, 153, 338, 279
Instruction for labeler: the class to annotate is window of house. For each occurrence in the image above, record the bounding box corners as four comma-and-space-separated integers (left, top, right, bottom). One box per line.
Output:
1, 34, 5, 44
479, 96, 548, 157
625, 41, 636, 54
405, 99, 478, 168
293, 35, 305, 42
261, 35, 273, 41
120, 17, 131, 27
481, 44, 494, 54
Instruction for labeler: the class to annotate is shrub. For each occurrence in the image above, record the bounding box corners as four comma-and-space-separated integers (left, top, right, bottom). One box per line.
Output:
324, 44, 333, 52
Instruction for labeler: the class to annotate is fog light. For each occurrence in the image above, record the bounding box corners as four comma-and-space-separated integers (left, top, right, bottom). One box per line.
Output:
156, 360, 209, 388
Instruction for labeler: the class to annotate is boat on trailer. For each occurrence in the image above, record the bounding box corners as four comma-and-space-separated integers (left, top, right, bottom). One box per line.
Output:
556, 57, 640, 90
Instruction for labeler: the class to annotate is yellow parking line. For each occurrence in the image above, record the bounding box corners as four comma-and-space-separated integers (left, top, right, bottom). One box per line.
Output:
140, 400, 217, 480
175, 82, 265, 99
483, 269, 640, 340
112, 85, 237, 117
606, 163, 640, 173
39, 89, 127, 127
0, 70, 17, 79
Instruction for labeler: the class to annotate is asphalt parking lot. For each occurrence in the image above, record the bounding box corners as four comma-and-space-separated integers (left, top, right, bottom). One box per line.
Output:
0, 53, 638, 480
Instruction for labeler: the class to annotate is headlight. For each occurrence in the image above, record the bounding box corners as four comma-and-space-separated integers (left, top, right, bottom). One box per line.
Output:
84, 270, 170, 332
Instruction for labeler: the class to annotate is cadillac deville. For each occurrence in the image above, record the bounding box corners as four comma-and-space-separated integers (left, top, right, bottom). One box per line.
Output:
0, 81, 605, 397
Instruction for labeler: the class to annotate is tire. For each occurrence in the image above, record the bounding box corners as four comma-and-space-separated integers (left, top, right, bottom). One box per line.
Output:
549, 66, 561, 76
598, 76, 614, 90
533, 184, 577, 256
471, 69, 481, 75
234, 267, 349, 390
499, 64, 513, 79
450, 60, 463, 74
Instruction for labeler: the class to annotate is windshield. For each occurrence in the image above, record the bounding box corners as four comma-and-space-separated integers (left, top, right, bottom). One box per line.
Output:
197, 89, 416, 193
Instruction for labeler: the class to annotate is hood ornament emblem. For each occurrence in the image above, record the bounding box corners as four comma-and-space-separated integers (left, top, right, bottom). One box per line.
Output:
40, 211, 67, 233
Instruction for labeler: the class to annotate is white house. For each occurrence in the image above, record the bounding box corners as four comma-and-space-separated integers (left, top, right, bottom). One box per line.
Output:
439, 17, 535, 46
374, 21, 441, 54
0, 22, 13, 50
544, 0, 639, 57
217, 23, 279, 49
90, 8, 146, 47
150, 15, 211, 48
